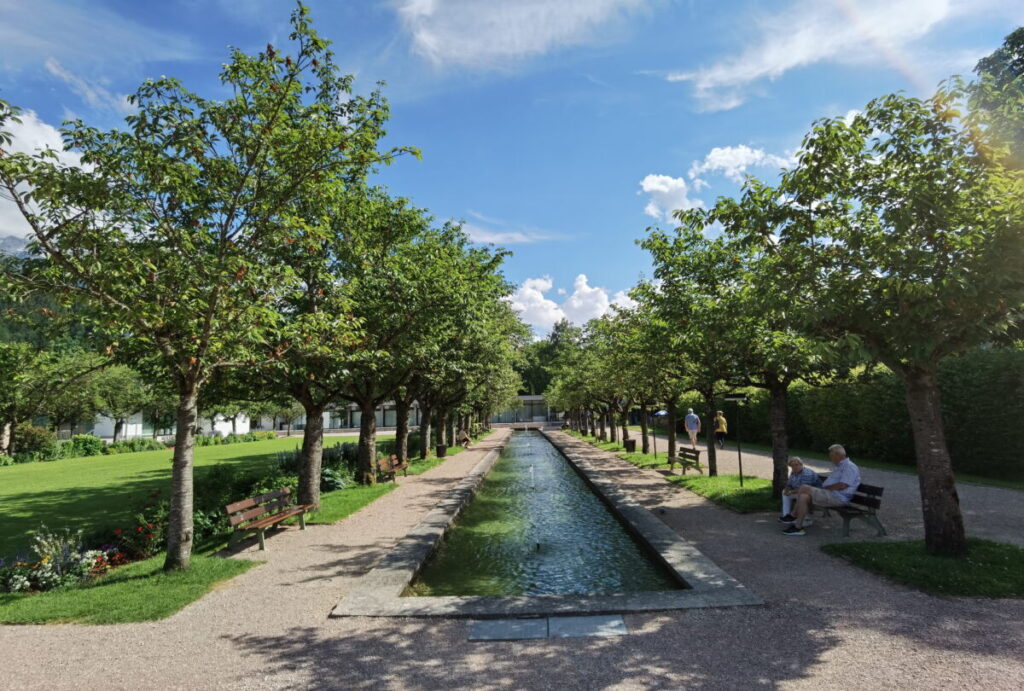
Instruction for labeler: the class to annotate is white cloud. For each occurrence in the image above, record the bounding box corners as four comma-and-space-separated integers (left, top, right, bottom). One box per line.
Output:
509, 273, 630, 332
0, 0, 197, 73
509, 276, 566, 332
45, 59, 135, 115
688, 145, 796, 185
638, 174, 702, 224
0, 110, 83, 238
611, 290, 637, 310
561, 274, 610, 324
667, 0, 956, 111
395, 0, 648, 69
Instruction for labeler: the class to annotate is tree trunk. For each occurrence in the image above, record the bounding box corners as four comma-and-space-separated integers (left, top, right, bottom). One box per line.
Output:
231, 416, 237, 434
768, 383, 790, 499
1, 420, 11, 456
639, 404, 650, 454
396, 398, 410, 463
164, 386, 199, 571
418, 403, 432, 459
446, 414, 455, 447
620, 410, 630, 443
298, 402, 325, 508
357, 402, 378, 485
436, 407, 447, 449
608, 410, 618, 444
902, 367, 968, 556
667, 404, 678, 460
597, 410, 606, 441
113, 418, 124, 444
704, 393, 718, 476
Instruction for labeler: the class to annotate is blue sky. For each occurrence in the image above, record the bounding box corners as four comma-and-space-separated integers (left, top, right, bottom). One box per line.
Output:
2, 0, 1022, 334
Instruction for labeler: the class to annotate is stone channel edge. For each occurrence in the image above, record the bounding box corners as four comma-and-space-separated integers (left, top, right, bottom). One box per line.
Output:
330, 429, 762, 618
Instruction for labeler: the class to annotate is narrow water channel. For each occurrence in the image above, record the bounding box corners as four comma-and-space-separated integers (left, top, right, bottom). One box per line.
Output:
407, 431, 681, 596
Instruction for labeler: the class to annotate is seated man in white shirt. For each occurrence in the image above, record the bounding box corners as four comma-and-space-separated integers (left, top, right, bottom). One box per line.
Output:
782, 444, 860, 536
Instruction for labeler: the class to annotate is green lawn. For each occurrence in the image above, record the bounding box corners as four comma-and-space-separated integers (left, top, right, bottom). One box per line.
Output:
0, 554, 258, 624
0, 434, 392, 558
822, 538, 1024, 597
667, 474, 776, 513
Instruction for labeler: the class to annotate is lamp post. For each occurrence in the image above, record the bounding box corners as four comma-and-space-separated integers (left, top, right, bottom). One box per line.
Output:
724, 393, 748, 487
652, 409, 667, 459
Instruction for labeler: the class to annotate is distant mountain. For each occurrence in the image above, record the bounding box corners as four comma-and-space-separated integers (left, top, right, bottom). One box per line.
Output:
0, 234, 28, 256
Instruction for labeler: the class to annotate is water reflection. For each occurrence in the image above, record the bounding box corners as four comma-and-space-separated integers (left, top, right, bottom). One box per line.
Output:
409, 431, 680, 596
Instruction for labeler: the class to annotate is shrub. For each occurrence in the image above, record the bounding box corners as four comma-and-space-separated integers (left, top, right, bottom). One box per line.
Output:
320, 467, 348, 492
71, 434, 104, 457
13, 422, 57, 459
0, 454, 13, 467
114, 505, 168, 560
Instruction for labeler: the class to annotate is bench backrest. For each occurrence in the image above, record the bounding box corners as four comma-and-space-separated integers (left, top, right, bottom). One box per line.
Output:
849, 483, 884, 509
677, 448, 701, 461
225, 487, 295, 527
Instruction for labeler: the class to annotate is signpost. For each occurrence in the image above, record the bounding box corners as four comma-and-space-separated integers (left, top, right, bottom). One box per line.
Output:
724, 393, 748, 487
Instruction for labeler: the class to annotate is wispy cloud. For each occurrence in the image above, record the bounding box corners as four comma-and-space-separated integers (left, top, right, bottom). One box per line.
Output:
0, 0, 197, 73
462, 210, 556, 244
395, 0, 649, 70
667, 0, 969, 111
45, 59, 135, 115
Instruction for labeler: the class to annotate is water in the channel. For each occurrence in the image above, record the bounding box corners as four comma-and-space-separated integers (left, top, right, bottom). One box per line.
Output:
407, 431, 682, 596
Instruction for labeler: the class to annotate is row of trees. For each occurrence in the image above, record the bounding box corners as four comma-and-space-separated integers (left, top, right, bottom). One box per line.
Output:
0, 5, 524, 570
548, 31, 1024, 558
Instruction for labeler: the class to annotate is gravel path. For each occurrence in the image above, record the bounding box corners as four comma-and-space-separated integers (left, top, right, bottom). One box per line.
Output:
2, 427, 1022, 690
631, 430, 1024, 547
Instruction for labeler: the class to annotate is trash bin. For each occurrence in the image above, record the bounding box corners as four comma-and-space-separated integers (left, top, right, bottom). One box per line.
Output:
623, 439, 637, 453
436, 444, 448, 458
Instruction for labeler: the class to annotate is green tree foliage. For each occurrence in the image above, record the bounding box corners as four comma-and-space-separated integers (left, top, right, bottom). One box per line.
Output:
767, 89, 1024, 556
0, 5, 401, 570
96, 365, 150, 443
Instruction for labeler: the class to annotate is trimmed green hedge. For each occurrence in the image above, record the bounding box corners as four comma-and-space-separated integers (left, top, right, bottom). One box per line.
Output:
675, 347, 1024, 482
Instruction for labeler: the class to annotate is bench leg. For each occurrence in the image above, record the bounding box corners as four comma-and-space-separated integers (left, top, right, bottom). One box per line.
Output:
867, 514, 887, 537
257, 528, 267, 551
841, 514, 853, 538
299, 512, 307, 530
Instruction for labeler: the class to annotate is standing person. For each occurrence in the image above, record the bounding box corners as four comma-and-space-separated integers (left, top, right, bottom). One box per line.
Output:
683, 408, 701, 449
778, 457, 822, 524
783, 444, 861, 536
714, 410, 727, 449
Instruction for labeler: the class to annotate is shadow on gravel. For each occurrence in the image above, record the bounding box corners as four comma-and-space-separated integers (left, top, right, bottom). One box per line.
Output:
224, 606, 839, 689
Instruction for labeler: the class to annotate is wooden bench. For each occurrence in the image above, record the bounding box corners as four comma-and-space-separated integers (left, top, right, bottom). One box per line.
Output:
668, 448, 703, 475
225, 487, 312, 551
816, 474, 887, 537
379, 454, 410, 483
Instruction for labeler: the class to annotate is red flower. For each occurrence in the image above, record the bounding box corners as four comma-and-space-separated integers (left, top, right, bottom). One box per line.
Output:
114, 529, 123, 536
147, 523, 154, 529
146, 534, 154, 540
137, 526, 143, 532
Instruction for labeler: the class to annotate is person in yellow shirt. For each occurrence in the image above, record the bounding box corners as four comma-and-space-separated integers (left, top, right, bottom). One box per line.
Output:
714, 411, 727, 449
